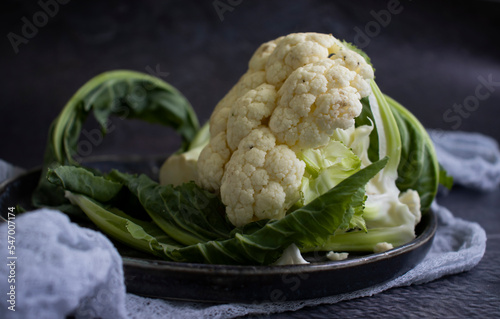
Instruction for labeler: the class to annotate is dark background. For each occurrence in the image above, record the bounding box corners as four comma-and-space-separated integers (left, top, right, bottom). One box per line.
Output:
1, 1, 499, 318
1, 0, 499, 169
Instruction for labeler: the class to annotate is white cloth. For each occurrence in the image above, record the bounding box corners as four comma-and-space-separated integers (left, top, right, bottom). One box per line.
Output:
428, 129, 500, 191
0, 210, 127, 319
0, 130, 496, 319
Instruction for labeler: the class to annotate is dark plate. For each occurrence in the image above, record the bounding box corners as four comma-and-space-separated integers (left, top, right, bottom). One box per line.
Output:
0, 157, 437, 303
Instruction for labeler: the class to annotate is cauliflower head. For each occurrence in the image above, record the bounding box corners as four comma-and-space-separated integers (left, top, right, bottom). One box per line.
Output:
197, 32, 374, 227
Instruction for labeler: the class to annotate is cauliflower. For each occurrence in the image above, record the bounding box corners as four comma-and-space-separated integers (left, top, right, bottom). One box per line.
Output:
39, 50, 443, 266
273, 244, 310, 265
326, 251, 349, 261
220, 128, 304, 226
373, 242, 394, 253
197, 32, 374, 226
270, 59, 367, 149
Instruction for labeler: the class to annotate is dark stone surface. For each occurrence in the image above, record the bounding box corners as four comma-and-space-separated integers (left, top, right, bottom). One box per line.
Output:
2, 0, 499, 317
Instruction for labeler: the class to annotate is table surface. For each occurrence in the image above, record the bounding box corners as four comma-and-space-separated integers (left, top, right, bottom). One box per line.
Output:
2, 0, 499, 318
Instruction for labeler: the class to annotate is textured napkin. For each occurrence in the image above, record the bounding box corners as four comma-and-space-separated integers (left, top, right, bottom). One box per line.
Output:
428, 129, 500, 192
0, 130, 496, 319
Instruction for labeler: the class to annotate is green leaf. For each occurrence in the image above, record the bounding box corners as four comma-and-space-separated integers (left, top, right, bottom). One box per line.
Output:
47, 164, 234, 259
65, 191, 180, 259
32, 70, 199, 218
438, 163, 454, 190
108, 171, 233, 245
186, 121, 210, 151
173, 157, 388, 265
355, 96, 380, 163
384, 94, 440, 213
298, 140, 362, 206
302, 224, 416, 253
48, 159, 386, 264
46, 163, 232, 247
48, 165, 123, 202
369, 81, 401, 176
229, 219, 271, 237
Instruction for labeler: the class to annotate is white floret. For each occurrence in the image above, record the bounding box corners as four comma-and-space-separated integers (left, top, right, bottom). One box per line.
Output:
226, 83, 277, 151
373, 242, 394, 253
273, 244, 310, 265
221, 128, 304, 227
265, 33, 339, 88
210, 71, 268, 137
331, 47, 374, 80
249, 37, 283, 71
196, 131, 231, 192
326, 251, 349, 261
269, 59, 364, 149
